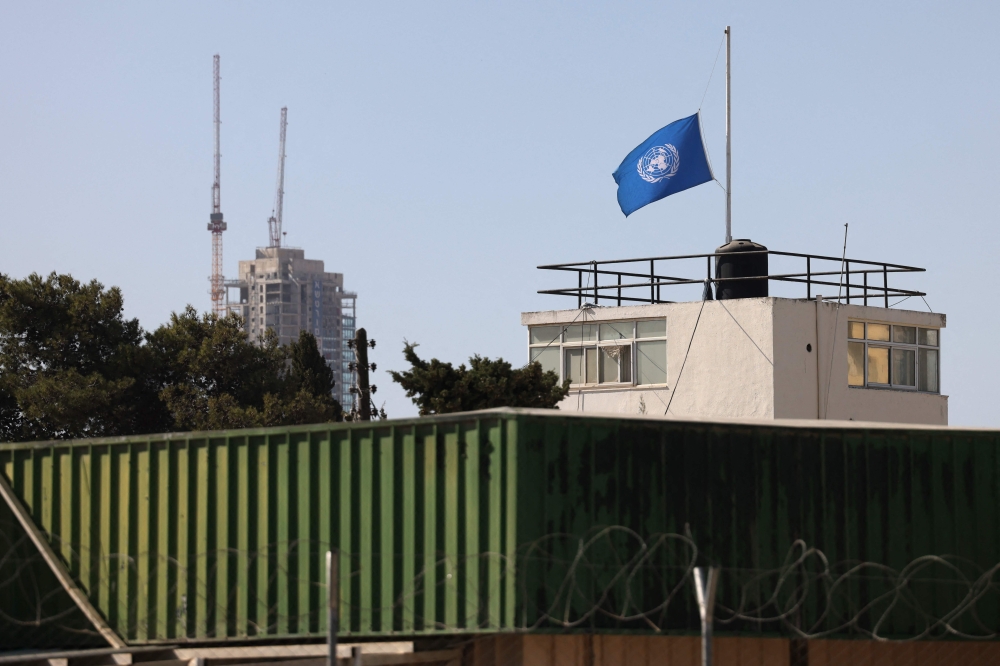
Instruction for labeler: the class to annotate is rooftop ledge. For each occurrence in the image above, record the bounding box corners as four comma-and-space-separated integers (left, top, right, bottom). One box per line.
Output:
521, 297, 946, 329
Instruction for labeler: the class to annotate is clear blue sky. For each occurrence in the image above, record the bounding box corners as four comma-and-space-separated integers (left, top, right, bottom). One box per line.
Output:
2, 2, 997, 424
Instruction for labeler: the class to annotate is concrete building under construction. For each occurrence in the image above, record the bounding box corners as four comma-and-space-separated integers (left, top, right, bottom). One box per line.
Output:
209, 98, 357, 411
232, 247, 357, 410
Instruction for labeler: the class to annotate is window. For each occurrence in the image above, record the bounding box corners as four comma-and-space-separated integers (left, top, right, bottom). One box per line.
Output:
637, 319, 667, 339
565, 347, 597, 384
636, 340, 666, 385
846, 320, 940, 393
527, 318, 664, 387
530, 326, 561, 345
530, 346, 559, 375
564, 324, 597, 343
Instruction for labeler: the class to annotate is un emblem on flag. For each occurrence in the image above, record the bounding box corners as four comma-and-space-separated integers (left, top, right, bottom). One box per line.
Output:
637, 144, 680, 183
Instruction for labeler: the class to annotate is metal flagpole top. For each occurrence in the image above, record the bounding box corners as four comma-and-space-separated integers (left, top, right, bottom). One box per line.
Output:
725, 25, 732, 245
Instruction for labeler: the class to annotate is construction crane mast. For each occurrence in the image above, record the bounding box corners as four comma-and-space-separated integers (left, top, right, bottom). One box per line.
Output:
268, 107, 288, 248
208, 54, 227, 316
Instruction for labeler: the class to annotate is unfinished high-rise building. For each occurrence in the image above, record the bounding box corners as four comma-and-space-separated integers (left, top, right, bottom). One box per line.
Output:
233, 247, 357, 410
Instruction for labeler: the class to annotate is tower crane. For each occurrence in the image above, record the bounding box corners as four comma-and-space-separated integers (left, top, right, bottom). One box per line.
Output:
208, 54, 227, 316
268, 107, 288, 248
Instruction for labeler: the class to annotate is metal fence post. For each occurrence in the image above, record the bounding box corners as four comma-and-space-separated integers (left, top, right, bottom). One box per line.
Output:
694, 566, 721, 666
650, 260, 655, 303
806, 256, 811, 300
327, 550, 338, 666
845, 261, 850, 303
883, 265, 889, 308
593, 261, 598, 304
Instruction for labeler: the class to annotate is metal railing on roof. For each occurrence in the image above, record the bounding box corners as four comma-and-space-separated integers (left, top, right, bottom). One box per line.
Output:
537, 250, 926, 308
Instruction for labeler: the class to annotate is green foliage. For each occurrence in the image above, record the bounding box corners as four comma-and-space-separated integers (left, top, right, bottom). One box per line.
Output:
0, 273, 342, 442
389, 342, 569, 415
152, 318, 342, 431
0, 272, 149, 440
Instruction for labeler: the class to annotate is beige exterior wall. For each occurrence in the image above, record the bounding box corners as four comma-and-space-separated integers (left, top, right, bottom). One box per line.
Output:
526, 300, 775, 419
815, 300, 946, 424
771, 299, 947, 423
522, 297, 947, 426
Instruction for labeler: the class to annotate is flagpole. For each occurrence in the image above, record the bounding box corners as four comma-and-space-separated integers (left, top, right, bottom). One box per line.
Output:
725, 25, 732, 244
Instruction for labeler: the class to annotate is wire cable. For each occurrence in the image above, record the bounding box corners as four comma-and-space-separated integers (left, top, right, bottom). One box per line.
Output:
663, 299, 706, 415
822, 224, 849, 419
718, 300, 773, 366
698, 35, 726, 111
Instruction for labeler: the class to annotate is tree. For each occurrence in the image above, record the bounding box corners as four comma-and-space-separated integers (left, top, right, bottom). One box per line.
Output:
149, 309, 342, 431
279, 330, 342, 426
0, 273, 343, 442
0, 272, 153, 441
389, 342, 569, 415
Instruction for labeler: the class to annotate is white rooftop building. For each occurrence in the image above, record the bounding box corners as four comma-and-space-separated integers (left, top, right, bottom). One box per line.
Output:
525, 245, 945, 425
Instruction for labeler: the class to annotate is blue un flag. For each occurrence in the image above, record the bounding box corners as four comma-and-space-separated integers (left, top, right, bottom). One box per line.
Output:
612, 113, 713, 216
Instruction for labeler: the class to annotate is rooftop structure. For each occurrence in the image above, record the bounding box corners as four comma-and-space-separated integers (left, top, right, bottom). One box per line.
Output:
524, 243, 945, 425
231, 246, 357, 410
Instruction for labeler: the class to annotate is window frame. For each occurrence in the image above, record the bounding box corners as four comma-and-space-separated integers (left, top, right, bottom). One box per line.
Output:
847, 320, 940, 393
527, 318, 667, 388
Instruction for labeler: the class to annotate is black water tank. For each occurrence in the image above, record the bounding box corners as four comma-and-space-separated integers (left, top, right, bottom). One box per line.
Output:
715, 239, 768, 300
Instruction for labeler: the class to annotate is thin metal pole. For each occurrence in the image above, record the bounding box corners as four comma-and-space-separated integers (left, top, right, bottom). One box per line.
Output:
883, 265, 889, 308
845, 261, 850, 303
725, 26, 732, 245
351, 647, 362, 666
806, 257, 811, 300
593, 261, 598, 304
836, 224, 848, 304
650, 260, 655, 303
578, 271, 582, 309
694, 566, 721, 666
327, 551, 339, 666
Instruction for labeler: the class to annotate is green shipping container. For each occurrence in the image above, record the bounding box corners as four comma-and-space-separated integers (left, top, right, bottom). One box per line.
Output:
2, 409, 999, 649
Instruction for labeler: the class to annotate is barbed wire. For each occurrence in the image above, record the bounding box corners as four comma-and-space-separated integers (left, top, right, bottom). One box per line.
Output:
3, 526, 1000, 650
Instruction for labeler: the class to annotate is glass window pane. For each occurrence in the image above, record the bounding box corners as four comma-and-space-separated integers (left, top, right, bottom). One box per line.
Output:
868, 346, 889, 383
848, 321, 865, 340
848, 341, 865, 386
530, 347, 560, 376
919, 348, 939, 392
636, 319, 667, 339
564, 324, 598, 343
867, 323, 890, 341
565, 348, 585, 384
585, 348, 598, 384
919, 328, 939, 347
620, 345, 632, 383
893, 326, 916, 344
600, 347, 621, 383
636, 340, 667, 385
892, 348, 915, 386
530, 325, 562, 345
600, 322, 633, 340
